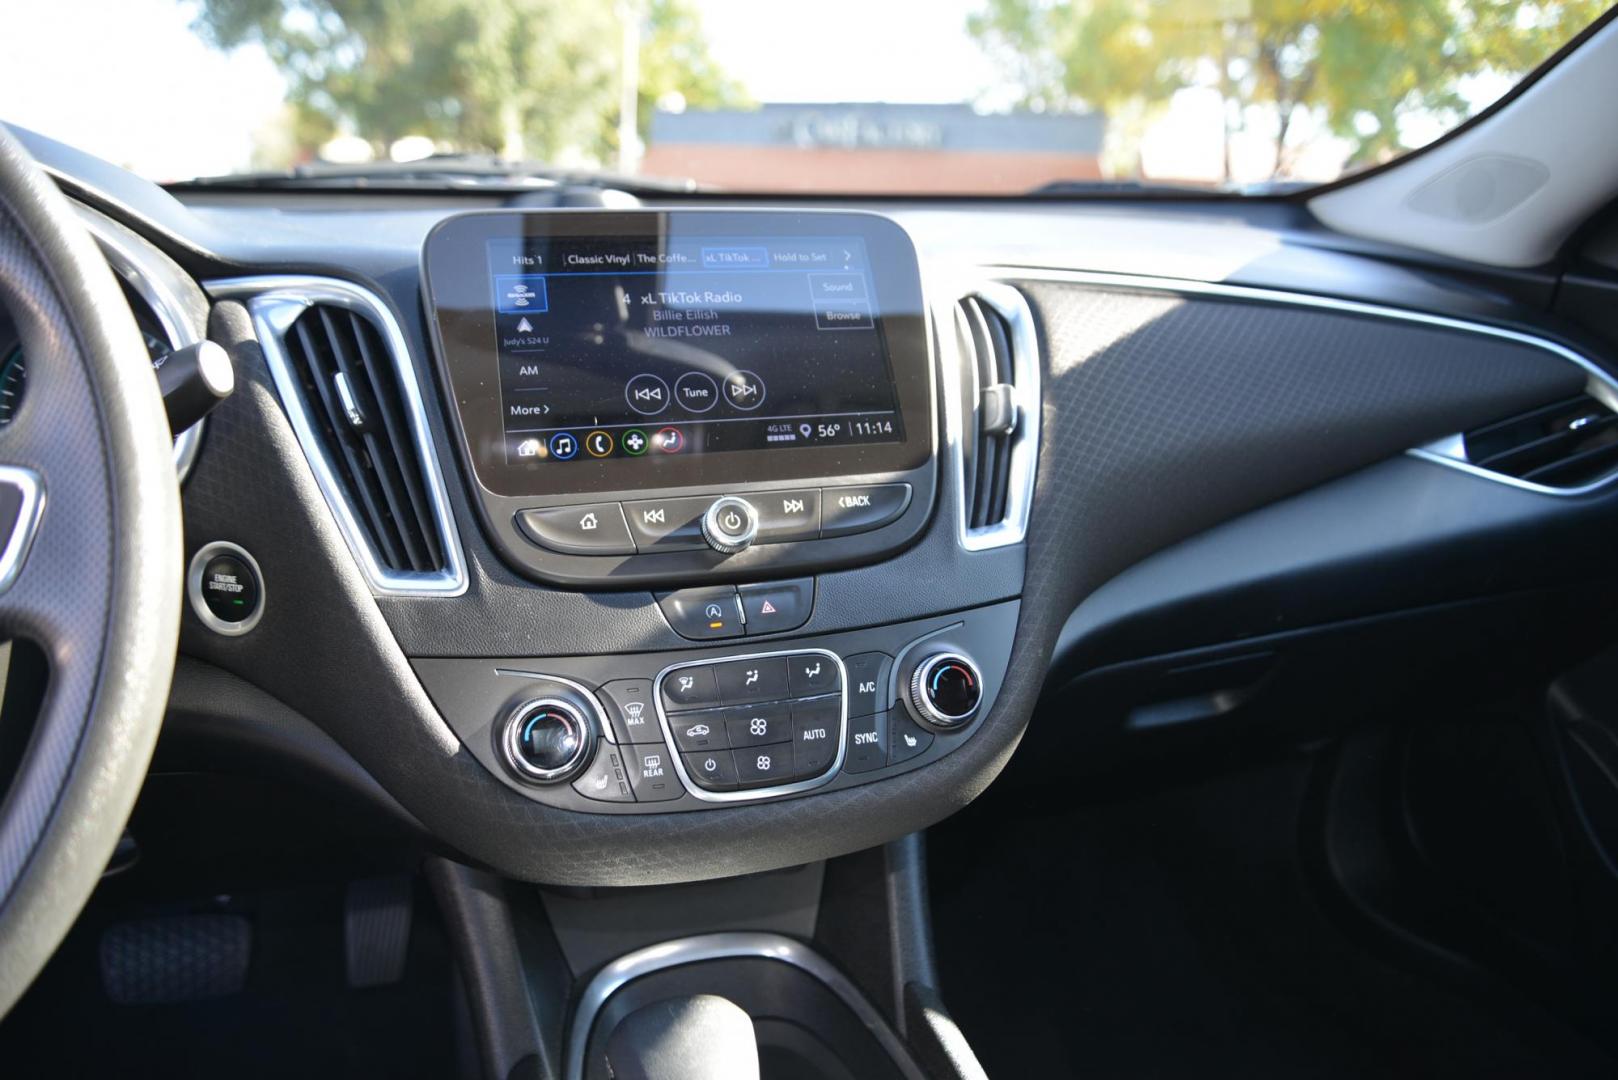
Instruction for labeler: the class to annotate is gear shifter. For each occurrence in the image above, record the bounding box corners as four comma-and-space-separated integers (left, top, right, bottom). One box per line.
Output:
602, 994, 760, 1080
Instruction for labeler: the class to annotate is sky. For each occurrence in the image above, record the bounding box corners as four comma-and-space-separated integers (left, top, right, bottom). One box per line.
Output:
0, 0, 1524, 186
0, 0, 1012, 181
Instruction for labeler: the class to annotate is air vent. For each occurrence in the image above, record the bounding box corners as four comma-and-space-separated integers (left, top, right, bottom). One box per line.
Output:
210, 277, 465, 595
1432, 388, 1618, 491
282, 303, 446, 573
953, 285, 1038, 548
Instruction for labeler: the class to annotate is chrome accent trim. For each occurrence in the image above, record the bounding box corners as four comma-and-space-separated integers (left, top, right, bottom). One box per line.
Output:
186, 540, 264, 636
76, 208, 207, 483
205, 275, 468, 596
948, 281, 1041, 551
0, 466, 44, 596
500, 698, 592, 783
565, 932, 925, 1080
1408, 370, 1618, 495
332, 369, 365, 429
996, 266, 1618, 497
653, 648, 846, 803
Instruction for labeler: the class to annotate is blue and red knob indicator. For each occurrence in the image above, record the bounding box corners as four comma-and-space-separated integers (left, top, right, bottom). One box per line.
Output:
908, 653, 984, 730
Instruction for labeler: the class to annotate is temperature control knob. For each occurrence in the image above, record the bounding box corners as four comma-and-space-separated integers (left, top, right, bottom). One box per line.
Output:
500, 699, 594, 783
701, 496, 759, 554
908, 653, 983, 730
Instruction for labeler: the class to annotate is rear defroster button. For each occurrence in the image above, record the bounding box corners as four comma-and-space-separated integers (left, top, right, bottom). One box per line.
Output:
820, 484, 911, 537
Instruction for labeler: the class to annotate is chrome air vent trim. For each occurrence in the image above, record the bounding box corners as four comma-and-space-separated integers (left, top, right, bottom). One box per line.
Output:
944, 280, 1041, 550
995, 266, 1618, 498
206, 275, 467, 596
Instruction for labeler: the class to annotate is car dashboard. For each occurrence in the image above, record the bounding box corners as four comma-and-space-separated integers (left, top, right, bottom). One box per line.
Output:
16, 126, 1618, 891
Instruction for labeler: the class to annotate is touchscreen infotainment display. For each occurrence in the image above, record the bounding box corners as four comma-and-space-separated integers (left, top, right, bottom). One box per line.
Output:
488, 233, 900, 464
423, 211, 932, 499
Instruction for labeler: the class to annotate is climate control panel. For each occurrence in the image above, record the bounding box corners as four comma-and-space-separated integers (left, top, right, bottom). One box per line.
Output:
413, 599, 1017, 814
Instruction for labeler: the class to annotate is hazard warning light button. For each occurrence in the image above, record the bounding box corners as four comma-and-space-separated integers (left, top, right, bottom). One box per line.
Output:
738, 578, 814, 637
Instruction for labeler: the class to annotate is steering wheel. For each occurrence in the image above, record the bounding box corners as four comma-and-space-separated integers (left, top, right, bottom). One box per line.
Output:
0, 126, 182, 1014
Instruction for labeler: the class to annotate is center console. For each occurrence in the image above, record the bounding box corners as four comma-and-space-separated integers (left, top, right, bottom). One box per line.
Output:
416, 208, 1025, 816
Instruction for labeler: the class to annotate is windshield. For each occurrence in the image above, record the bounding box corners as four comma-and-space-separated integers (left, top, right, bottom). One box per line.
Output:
1, 0, 1609, 194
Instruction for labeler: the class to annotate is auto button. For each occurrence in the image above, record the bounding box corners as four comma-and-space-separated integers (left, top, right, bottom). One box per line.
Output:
657, 586, 744, 641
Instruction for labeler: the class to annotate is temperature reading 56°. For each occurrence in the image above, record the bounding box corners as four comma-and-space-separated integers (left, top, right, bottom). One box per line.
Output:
816, 422, 842, 439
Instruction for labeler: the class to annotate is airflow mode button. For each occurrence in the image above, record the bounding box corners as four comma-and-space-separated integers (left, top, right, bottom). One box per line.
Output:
820, 484, 911, 537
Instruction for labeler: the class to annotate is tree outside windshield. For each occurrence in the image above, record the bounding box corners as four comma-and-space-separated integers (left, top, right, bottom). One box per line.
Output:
2, 0, 1609, 193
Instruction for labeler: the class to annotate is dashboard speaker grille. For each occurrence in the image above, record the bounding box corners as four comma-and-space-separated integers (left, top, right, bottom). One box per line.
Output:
956, 294, 1019, 531
283, 304, 446, 573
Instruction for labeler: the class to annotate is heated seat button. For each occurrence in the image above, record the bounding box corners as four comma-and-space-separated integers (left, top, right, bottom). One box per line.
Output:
739, 579, 813, 635
735, 745, 791, 787
682, 749, 739, 791
657, 586, 744, 640
669, 709, 729, 753
624, 744, 682, 802
844, 652, 892, 717
752, 489, 821, 543
787, 651, 840, 696
721, 701, 792, 749
888, 711, 934, 766
791, 697, 840, 777
598, 679, 658, 744
843, 712, 888, 774
660, 665, 720, 711
516, 503, 635, 555
571, 744, 635, 803
820, 484, 912, 538
715, 657, 790, 704
622, 496, 710, 551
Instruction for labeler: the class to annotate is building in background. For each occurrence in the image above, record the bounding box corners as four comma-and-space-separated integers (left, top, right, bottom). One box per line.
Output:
642, 102, 1103, 193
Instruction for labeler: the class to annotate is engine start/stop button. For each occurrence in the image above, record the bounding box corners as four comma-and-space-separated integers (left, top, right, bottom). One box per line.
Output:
187, 541, 264, 636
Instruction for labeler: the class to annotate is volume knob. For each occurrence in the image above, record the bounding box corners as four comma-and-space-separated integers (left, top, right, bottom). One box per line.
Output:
701, 496, 759, 554
908, 653, 983, 730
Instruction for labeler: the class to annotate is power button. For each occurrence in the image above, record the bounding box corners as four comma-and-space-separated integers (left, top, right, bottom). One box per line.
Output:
701, 496, 758, 554
187, 541, 265, 636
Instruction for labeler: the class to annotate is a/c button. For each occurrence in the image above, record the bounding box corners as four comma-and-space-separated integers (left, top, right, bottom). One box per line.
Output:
820, 484, 911, 538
